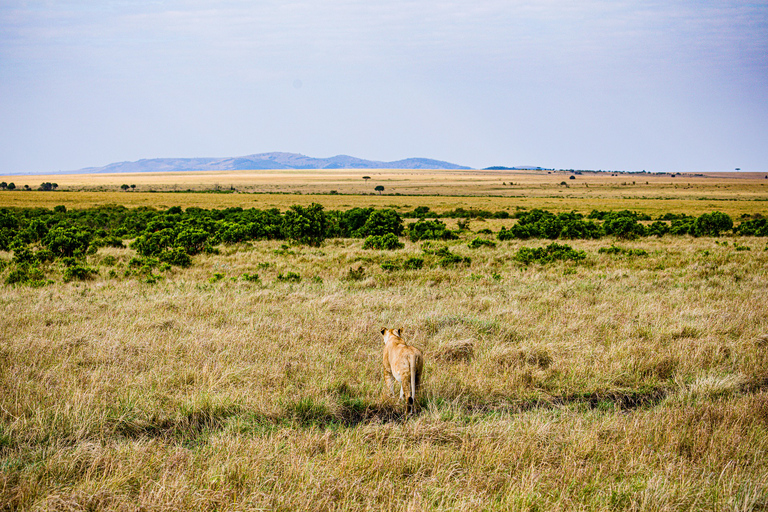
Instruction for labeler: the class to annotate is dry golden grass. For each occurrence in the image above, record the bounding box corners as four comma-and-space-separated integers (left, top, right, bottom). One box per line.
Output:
2, 168, 768, 217
2, 231, 768, 510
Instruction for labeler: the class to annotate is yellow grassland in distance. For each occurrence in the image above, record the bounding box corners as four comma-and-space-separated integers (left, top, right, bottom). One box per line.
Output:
2, 168, 767, 215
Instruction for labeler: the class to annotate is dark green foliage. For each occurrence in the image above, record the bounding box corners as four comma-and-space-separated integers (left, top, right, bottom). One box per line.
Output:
91, 235, 124, 249
467, 237, 496, 249
647, 221, 670, 237
598, 246, 648, 257
38, 182, 58, 191
5, 265, 47, 286
408, 220, 457, 242
589, 210, 651, 221
277, 272, 301, 282
355, 209, 404, 238
404, 206, 436, 218
440, 207, 509, 219
331, 207, 374, 237
692, 212, 733, 237
670, 219, 694, 235
499, 210, 602, 240
42, 227, 91, 257
362, 233, 404, 250
403, 257, 424, 270
241, 273, 260, 282
602, 215, 646, 240
381, 261, 400, 271
158, 247, 192, 267
515, 243, 586, 265
736, 216, 768, 236
63, 264, 98, 282
282, 203, 328, 246
175, 228, 211, 255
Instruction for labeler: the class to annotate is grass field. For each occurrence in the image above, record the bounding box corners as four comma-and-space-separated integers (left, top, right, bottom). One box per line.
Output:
2, 230, 768, 510
2, 168, 768, 217
1, 171, 768, 510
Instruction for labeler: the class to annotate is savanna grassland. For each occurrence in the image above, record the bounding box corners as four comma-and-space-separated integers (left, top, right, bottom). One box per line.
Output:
1, 171, 768, 511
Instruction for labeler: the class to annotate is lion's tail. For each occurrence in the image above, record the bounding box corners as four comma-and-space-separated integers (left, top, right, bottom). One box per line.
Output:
408, 353, 417, 407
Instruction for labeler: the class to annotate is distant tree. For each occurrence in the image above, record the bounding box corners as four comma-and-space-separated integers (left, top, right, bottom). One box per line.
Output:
23, 185, 31, 190
130, 184, 136, 190
38, 182, 58, 191
0, 182, 6, 190
375, 185, 384, 195
121, 184, 130, 191
363, 176, 371, 181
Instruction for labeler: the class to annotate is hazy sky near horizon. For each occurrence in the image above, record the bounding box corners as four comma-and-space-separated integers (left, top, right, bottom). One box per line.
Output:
1, 0, 766, 174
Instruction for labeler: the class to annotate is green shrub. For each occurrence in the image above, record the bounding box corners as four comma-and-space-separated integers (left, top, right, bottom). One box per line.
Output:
277, 272, 301, 282
241, 273, 260, 282
282, 203, 328, 246
736, 216, 768, 236
403, 257, 424, 270
381, 261, 400, 271
159, 247, 192, 267
209, 272, 225, 283
647, 221, 670, 237
693, 212, 733, 237
5, 265, 47, 286
408, 220, 457, 242
43, 227, 91, 258
354, 209, 404, 238
63, 264, 98, 282
362, 233, 404, 250
515, 242, 586, 265
467, 237, 496, 249
603, 215, 646, 239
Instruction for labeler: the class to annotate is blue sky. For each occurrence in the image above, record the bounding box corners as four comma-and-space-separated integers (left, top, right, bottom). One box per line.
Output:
1, 0, 766, 173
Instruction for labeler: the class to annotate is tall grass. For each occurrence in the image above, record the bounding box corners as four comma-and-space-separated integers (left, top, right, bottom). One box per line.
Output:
1, 233, 767, 510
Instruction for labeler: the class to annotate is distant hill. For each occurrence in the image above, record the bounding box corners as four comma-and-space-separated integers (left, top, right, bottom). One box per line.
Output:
483, 165, 549, 171
72, 152, 472, 173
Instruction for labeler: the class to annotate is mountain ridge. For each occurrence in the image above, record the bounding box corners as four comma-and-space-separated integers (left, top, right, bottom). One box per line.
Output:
71, 152, 473, 173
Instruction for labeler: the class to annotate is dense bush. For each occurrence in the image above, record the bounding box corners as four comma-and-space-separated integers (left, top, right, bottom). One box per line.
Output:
408, 220, 457, 242
354, 209, 403, 238
282, 203, 328, 246
62, 263, 98, 282
602, 214, 646, 240
692, 212, 733, 237
515, 243, 586, 264
736, 216, 768, 236
362, 233, 404, 250
43, 227, 91, 257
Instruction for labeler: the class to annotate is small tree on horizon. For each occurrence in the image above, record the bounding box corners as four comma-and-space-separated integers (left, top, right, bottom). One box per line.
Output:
121, 184, 130, 191
375, 185, 384, 195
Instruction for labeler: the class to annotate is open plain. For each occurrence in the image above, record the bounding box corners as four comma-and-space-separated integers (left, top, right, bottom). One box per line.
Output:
1, 169, 767, 510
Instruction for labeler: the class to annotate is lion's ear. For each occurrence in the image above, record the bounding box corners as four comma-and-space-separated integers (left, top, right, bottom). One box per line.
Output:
380, 327, 386, 335
395, 328, 402, 337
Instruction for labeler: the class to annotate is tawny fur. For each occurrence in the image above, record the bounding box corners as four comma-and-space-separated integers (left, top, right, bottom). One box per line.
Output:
381, 327, 424, 418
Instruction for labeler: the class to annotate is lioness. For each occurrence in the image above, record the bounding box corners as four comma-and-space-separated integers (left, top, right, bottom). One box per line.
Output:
381, 327, 424, 417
